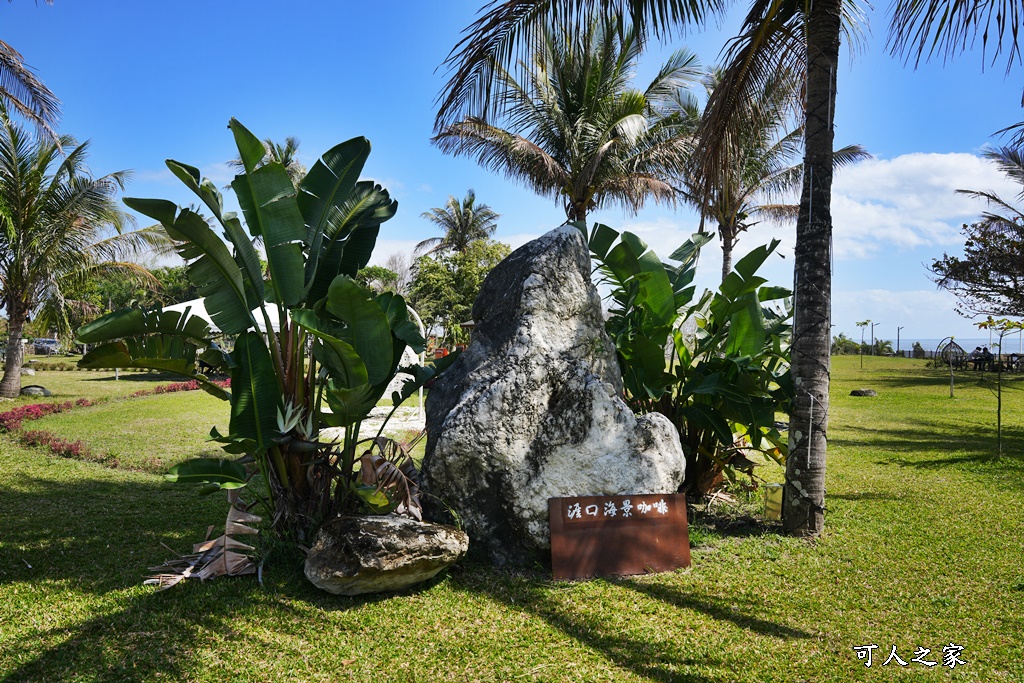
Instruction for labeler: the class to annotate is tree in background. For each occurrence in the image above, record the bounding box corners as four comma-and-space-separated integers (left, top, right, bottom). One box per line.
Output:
932, 145, 1024, 317
0, 111, 165, 395
59, 264, 198, 333
681, 69, 869, 282
417, 189, 499, 254
434, 17, 700, 223
228, 136, 306, 184
409, 239, 510, 347
383, 251, 413, 295
356, 264, 401, 294
831, 333, 860, 355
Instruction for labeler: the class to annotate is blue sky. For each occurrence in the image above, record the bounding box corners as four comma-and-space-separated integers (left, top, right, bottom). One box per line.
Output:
5, 0, 1023, 341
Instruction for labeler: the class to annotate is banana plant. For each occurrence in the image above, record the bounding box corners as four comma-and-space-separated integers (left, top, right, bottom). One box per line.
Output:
580, 222, 792, 495
77, 120, 449, 541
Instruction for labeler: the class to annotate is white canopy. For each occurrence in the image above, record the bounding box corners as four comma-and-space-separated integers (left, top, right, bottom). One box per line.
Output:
163, 298, 284, 334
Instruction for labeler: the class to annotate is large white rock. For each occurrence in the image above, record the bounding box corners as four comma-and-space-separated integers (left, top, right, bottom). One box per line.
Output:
421, 226, 686, 567
304, 515, 468, 596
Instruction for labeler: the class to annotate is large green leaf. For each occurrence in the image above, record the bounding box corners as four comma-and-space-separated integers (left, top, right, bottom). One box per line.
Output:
77, 306, 213, 346
291, 308, 369, 389
166, 159, 225, 221
322, 382, 377, 428
220, 213, 266, 304
587, 222, 619, 260
668, 232, 713, 264
228, 117, 267, 173
389, 351, 462, 408
299, 137, 370, 256
165, 458, 248, 490
725, 296, 767, 358
229, 332, 280, 452
229, 119, 306, 307
306, 182, 397, 302
377, 292, 425, 351
325, 276, 393, 385
123, 200, 255, 335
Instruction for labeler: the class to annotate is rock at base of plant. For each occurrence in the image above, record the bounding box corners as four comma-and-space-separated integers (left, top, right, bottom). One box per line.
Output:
850, 389, 878, 397
304, 515, 468, 596
421, 226, 687, 567
20, 385, 51, 397
20, 368, 35, 376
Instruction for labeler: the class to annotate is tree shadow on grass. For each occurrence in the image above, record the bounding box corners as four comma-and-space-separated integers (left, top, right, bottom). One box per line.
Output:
0, 470, 271, 681
834, 418, 1024, 459
828, 491, 902, 501
452, 560, 813, 683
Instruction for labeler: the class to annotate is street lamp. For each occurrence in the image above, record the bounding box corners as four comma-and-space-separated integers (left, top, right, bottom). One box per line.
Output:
856, 320, 871, 369
870, 322, 880, 356
897, 326, 905, 357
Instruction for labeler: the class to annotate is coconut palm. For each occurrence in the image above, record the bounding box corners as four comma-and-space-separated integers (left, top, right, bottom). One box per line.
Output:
228, 136, 306, 184
435, 0, 1022, 537
0, 110, 164, 397
683, 68, 870, 282
434, 17, 701, 223
1, 0, 60, 141
417, 189, 500, 254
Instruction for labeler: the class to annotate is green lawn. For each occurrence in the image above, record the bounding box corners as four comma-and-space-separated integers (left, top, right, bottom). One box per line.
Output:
0, 355, 1022, 682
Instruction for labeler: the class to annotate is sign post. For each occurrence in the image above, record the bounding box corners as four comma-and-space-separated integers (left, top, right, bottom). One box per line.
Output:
548, 493, 691, 580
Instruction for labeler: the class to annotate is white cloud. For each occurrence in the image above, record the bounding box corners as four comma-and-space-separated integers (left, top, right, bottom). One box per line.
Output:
831, 152, 1019, 260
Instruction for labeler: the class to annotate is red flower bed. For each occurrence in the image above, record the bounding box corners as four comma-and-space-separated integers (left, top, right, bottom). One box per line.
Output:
20, 429, 91, 459
131, 378, 231, 398
0, 399, 95, 432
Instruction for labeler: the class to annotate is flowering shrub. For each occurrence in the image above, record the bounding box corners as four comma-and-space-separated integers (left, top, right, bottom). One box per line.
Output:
0, 399, 95, 432
20, 429, 91, 460
131, 378, 231, 398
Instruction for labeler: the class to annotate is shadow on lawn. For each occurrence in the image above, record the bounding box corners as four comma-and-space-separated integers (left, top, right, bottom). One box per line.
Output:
0, 472, 276, 682
452, 564, 812, 683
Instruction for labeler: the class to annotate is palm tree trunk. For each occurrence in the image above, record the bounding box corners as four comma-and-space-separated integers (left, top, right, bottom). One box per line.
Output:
783, 0, 841, 537
720, 223, 735, 282
0, 306, 27, 398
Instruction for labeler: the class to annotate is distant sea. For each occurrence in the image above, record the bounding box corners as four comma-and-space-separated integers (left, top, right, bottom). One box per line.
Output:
893, 337, 1024, 354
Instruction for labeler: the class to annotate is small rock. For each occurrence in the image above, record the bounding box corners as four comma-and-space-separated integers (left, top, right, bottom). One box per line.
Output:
304, 514, 468, 596
20, 385, 51, 397
850, 389, 878, 397
20, 368, 35, 376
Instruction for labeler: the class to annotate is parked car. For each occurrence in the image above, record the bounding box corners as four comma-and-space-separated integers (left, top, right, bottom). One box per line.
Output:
33, 338, 60, 355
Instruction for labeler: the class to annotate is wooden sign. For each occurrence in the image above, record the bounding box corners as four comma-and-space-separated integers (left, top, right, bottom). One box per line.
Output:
548, 493, 691, 580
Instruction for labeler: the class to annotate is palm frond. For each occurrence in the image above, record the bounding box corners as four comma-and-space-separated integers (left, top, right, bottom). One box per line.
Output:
434, 0, 726, 131
888, 0, 1024, 74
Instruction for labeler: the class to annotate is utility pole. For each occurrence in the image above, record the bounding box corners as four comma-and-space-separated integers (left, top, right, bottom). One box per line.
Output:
897, 326, 905, 357
870, 322, 880, 356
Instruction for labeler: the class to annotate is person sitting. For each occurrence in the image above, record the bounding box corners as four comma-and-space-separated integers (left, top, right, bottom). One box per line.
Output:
981, 347, 994, 371
969, 347, 983, 370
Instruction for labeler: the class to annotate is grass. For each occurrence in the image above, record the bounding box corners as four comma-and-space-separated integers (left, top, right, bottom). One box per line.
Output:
27, 391, 229, 472
0, 355, 1022, 681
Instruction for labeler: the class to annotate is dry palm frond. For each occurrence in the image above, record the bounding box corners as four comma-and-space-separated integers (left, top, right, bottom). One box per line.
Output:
357, 435, 423, 521
144, 490, 262, 590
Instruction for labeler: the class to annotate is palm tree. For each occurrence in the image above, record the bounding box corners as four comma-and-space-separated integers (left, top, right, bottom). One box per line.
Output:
0, 110, 165, 397
682, 68, 870, 282
228, 136, 306, 184
435, 0, 1021, 537
433, 17, 701, 223
2, 0, 59, 140
417, 189, 500, 254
